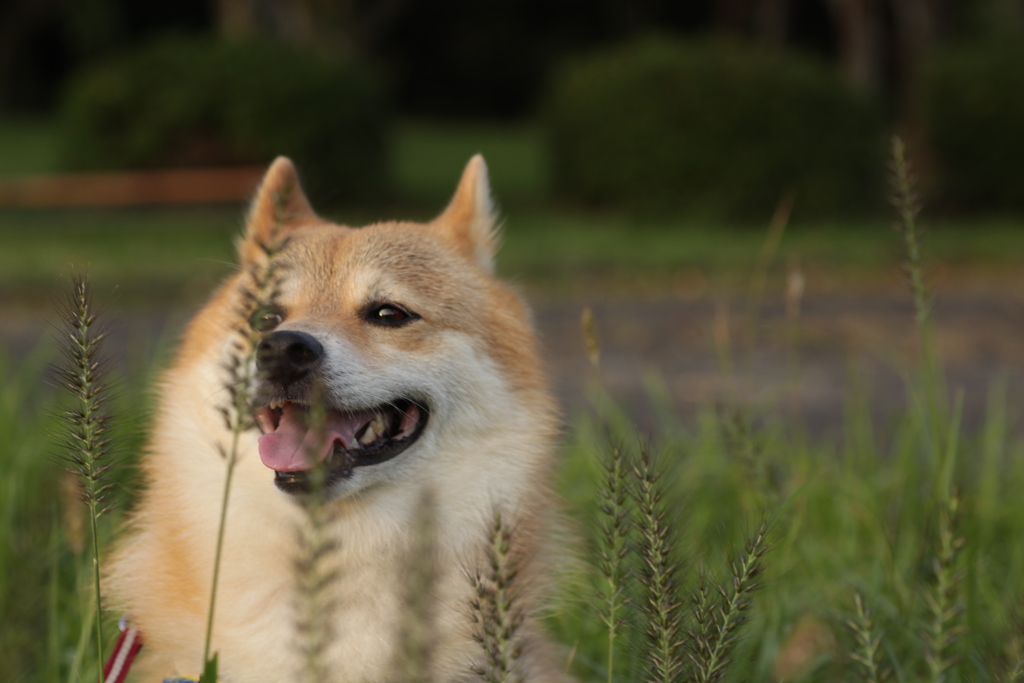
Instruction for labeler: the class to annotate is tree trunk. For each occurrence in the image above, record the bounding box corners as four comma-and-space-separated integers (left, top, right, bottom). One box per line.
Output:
755, 0, 791, 47
0, 0, 53, 110
716, 0, 751, 37
832, 0, 882, 92
216, 0, 314, 44
891, 0, 936, 125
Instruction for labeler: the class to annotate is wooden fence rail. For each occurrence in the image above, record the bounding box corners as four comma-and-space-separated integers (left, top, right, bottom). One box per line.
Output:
0, 166, 266, 208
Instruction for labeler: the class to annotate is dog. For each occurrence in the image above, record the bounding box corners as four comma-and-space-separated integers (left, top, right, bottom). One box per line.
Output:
107, 156, 565, 681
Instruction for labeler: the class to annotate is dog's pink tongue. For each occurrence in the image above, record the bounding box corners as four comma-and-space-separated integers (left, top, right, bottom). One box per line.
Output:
258, 406, 315, 472
258, 403, 376, 472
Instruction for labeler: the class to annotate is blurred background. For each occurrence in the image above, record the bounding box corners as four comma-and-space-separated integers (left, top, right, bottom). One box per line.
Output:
1, 0, 1022, 431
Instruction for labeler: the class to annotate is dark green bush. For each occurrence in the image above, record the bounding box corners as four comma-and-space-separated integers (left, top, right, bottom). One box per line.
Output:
926, 41, 1024, 214
544, 38, 884, 221
59, 37, 390, 203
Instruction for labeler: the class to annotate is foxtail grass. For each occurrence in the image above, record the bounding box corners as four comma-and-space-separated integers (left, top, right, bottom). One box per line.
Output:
291, 388, 341, 683
743, 191, 792, 356
889, 136, 930, 348
889, 137, 970, 682
581, 306, 600, 371
201, 194, 290, 681
847, 593, 886, 683
596, 445, 629, 683
393, 491, 439, 683
580, 306, 622, 430
470, 508, 525, 683
631, 446, 684, 683
293, 487, 338, 683
718, 408, 777, 509
890, 136, 944, 462
688, 521, 768, 683
53, 276, 115, 682
784, 255, 805, 418
924, 491, 965, 682
1010, 655, 1024, 682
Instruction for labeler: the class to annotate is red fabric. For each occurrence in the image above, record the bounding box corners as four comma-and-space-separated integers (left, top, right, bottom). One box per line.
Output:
103, 625, 143, 683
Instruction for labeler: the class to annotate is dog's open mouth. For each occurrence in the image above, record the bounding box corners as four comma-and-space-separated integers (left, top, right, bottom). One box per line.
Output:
254, 398, 428, 494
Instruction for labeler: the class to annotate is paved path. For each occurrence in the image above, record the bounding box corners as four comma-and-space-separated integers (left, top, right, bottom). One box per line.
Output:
536, 285, 1023, 434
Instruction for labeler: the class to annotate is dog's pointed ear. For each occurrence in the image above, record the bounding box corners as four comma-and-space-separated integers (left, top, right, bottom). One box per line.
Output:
432, 155, 499, 272
239, 157, 317, 261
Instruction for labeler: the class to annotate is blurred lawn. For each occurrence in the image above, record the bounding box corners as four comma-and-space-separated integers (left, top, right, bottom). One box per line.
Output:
0, 119, 58, 175
392, 120, 550, 204
1, 118, 1022, 307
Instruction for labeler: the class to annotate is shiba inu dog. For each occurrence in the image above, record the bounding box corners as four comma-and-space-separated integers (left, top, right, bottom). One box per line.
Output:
108, 156, 564, 681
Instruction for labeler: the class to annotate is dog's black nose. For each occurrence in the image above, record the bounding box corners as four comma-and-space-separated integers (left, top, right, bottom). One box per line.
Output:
256, 330, 323, 386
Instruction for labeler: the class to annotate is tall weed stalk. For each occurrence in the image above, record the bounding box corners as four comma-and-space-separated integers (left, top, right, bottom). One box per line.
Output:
688, 522, 768, 683
201, 195, 289, 681
291, 384, 343, 683
924, 492, 965, 682
596, 445, 629, 683
470, 508, 525, 683
631, 446, 684, 683
293, 466, 339, 680
890, 137, 970, 682
54, 277, 115, 681
847, 593, 886, 683
1010, 655, 1024, 682
394, 492, 439, 683
890, 136, 943, 461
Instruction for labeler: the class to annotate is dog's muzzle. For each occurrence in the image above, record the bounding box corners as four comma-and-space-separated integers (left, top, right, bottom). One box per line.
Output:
251, 330, 429, 495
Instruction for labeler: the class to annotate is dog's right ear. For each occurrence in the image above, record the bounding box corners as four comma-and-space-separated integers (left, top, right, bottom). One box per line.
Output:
239, 157, 317, 262
431, 155, 500, 272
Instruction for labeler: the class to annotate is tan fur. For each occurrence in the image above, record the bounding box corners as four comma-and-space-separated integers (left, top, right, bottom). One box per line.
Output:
107, 157, 566, 682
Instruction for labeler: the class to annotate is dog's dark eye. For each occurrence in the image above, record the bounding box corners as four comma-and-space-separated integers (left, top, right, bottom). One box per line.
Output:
251, 306, 285, 332
367, 304, 416, 327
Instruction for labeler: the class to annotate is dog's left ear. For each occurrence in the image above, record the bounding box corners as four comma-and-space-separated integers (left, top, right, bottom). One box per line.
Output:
432, 155, 499, 272
239, 157, 318, 262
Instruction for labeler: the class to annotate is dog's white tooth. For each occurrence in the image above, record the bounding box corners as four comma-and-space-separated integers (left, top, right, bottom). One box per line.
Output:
359, 424, 378, 446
